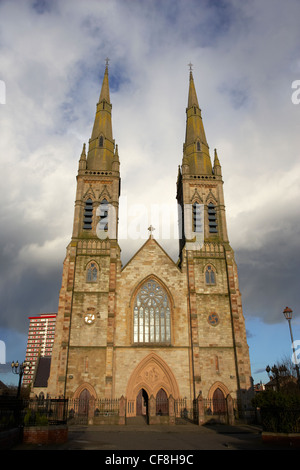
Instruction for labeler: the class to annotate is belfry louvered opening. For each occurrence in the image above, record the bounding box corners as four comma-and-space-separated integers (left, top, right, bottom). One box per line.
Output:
208, 203, 218, 233
83, 198, 93, 230
99, 198, 109, 231
192, 202, 203, 233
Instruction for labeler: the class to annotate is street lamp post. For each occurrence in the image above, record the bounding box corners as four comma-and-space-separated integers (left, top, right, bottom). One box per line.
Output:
283, 307, 300, 386
11, 360, 31, 398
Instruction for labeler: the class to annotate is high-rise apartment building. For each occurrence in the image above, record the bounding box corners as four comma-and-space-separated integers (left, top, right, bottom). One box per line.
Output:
23, 313, 56, 386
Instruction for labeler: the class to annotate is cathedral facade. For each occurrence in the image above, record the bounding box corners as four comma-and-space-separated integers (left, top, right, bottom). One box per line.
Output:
45, 64, 252, 417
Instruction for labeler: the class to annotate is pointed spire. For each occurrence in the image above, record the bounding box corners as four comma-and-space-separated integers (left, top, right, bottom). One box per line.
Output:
80, 143, 86, 160
214, 148, 220, 166
86, 60, 115, 171
78, 142, 86, 170
183, 65, 212, 175
99, 59, 110, 104
188, 67, 199, 108
213, 148, 222, 176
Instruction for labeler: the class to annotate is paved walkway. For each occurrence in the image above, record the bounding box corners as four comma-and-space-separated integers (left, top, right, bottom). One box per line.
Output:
12, 423, 297, 451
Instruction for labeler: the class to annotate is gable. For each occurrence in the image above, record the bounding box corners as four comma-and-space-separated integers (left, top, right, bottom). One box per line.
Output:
121, 237, 180, 273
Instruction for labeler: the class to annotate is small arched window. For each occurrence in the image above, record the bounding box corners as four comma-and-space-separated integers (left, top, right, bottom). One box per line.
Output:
197, 141, 201, 151
133, 279, 171, 344
86, 262, 98, 282
83, 198, 93, 230
205, 265, 216, 285
99, 135, 104, 147
207, 202, 218, 233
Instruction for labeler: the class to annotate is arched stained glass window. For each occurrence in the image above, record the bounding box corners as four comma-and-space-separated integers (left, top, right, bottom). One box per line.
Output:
133, 280, 171, 344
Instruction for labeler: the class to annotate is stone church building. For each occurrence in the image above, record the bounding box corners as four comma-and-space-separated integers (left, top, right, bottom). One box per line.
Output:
44, 63, 252, 419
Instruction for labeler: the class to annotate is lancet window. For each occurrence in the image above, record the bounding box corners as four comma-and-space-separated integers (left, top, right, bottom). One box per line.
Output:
86, 262, 98, 282
205, 265, 216, 285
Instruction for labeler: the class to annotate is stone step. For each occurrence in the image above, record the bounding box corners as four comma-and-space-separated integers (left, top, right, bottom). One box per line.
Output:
126, 416, 148, 425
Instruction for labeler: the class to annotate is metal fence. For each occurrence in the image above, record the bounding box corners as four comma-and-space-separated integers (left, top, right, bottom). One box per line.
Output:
174, 398, 198, 423
0, 397, 68, 430
0, 395, 258, 429
23, 398, 68, 426
67, 398, 120, 425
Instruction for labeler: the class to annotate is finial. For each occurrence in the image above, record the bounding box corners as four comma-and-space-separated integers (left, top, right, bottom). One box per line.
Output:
188, 62, 193, 72
105, 57, 110, 68
148, 225, 155, 238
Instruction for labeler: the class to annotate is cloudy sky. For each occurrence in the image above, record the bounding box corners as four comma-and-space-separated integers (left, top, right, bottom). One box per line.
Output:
0, 0, 300, 386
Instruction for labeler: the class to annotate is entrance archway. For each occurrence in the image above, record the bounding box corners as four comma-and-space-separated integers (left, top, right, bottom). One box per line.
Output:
156, 388, 168, 416
136, 388, 148, 417
126, 352, 179, 417
212, 387, 226, 414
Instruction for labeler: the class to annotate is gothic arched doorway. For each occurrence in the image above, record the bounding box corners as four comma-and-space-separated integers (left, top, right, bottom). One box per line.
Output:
126, 352, 180, 417
78, 388, 91, 416
136, 388, 148, 417
212, 387, 226, 414
156, 388, 168, 416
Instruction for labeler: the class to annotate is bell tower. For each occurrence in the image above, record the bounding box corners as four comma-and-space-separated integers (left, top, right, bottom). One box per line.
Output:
177, 66, 229, 260
177, 66, 252, 403
47, 62, 121, 398
73, 60, 120, 241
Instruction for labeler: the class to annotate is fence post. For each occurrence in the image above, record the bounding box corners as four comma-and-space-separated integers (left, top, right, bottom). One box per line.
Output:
168, 395, 175, 425
197, 393, 205, 425
119, 395, 126, 425
88, 397, 95, 425
226, 394, 234, 425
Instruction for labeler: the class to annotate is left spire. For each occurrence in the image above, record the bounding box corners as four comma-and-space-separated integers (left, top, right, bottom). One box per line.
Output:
86, 60, 115, 171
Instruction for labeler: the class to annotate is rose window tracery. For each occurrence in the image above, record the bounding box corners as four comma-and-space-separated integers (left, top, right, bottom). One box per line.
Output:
133, 280, 171, 344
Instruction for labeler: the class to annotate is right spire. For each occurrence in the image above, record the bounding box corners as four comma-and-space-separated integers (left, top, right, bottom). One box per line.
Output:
183, 67, 212, 175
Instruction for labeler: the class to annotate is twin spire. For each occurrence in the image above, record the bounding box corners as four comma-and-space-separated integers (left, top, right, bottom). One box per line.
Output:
79, 61, 221, 177
80, 60, 118, 172
183, 66, 220, 176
